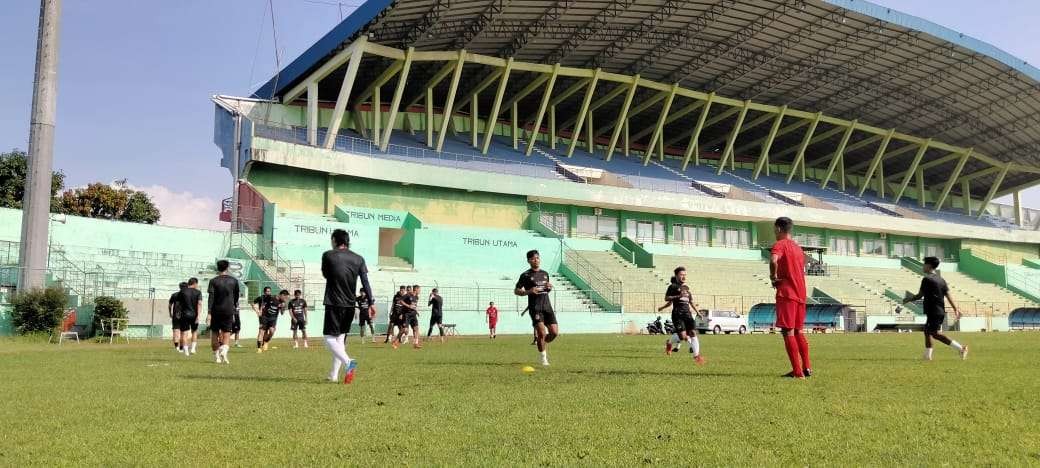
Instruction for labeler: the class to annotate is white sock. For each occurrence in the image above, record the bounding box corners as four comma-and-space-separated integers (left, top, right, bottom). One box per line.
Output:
324, 335, 351, 380
688, 336, 700, 357
949, 340, 963, 352
924, 348, 934, 360
539, 351, 547, 359
191, 342, 197, 352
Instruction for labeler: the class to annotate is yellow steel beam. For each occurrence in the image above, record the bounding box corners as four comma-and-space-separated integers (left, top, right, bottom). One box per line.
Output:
734, 119, 807, 158
785, 113, 822, 184
284, 37, 366, 104
605, 75, 640, 161
933, 149, 973, 211
631, 100, 705, 142
976, 163, 1011, 219
892, 139, 931, 203
715, 100, 751, 174
566, 69, 601, 157
382, 48, 413, 149
643, 83, 680, 165
820, 121, 857, 189
681, 93, 715, 170
480, 57, 513, 154
434, 50, 467, 152
857, 128, 894, 197
752, 105, 786, 180
323, 46, 366, 149
526, 63, 561, 156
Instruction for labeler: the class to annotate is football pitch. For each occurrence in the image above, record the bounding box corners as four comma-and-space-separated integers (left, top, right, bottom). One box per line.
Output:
1, 332, 1037, 466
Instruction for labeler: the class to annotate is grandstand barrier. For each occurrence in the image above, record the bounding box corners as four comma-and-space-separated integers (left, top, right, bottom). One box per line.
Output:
901, 256, 926, 275
560, 248, 622, 313
884, 288, 923, 315
618, 237, 654, 268
1023, 258, 1040, 270
611, 241, 636, 264
959, 249, 1007, 287
747, 303, 852, 332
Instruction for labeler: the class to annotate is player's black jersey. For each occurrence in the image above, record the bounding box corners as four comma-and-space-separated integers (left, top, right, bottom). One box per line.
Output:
919, 273, 949, 316
207, 275, 240, 315
516, 269, 553, 314
428, 295, 443, 315
288, 298, 307, 320
178, 287, 202, 317
666, 282, 693, 316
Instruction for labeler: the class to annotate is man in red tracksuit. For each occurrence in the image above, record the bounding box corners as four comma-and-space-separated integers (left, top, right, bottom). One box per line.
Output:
769, 217, 811, 379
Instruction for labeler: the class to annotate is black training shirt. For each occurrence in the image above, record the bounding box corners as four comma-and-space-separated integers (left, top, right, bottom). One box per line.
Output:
169, 292, 181, 317
400, 293, 416, 315
207, 275, 240, 316
321, 247, 374, 308
178, 287, 202, 318
428, 295, 443, 315
918, 273, 949, 316
516, 268, 554, 314
666, 282, 692, 316
289, 298, 307, 320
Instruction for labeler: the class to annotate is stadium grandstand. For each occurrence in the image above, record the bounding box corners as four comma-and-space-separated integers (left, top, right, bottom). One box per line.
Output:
7, 0, 1040, 337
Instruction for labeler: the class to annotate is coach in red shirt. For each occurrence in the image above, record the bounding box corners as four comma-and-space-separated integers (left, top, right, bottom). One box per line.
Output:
769, 217, 811, 379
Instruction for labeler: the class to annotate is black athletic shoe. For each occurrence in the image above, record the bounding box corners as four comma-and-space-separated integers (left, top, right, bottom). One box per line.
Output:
803, 368, 813, 378
782, 371, 806, 379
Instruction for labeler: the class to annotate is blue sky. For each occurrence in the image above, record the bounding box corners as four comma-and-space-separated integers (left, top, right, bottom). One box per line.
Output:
1, 0, 1038, 227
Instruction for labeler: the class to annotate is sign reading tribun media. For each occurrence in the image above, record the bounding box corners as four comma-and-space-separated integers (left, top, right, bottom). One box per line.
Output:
334, 205, 415, 228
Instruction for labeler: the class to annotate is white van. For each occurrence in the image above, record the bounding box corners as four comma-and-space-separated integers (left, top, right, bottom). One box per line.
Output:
696, 309, 748, 335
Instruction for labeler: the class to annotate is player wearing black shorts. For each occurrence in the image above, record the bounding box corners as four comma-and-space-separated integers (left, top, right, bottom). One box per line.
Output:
384, 286, 406, 345
321, 228, 375, 384
254, 288, 286, 353
427, 288, 444, 342
401, 285, 422, 349
356, 290, 375, 342
902, 257, 968, 361
207, 260, 240, 364
659, 267, 704, 364
515, 250, 558, 367
169, 282, 186, 351
288, 290, 308, 349
176, 278, 203, 357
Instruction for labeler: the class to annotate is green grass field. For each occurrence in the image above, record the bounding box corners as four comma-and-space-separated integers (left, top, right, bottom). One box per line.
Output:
1, 332, 1038, 466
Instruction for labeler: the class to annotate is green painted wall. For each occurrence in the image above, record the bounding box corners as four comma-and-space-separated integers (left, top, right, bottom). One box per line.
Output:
411, 227, 563, 273
271, 210, 380, 266
960, 239, 1040, 264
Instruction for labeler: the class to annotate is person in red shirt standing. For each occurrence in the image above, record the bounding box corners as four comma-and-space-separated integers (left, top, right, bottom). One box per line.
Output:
486, 302, 499, 339
769, 217, 811, 379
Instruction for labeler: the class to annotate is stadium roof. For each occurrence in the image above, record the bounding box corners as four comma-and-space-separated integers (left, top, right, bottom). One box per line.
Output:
252, 0, 1040, 203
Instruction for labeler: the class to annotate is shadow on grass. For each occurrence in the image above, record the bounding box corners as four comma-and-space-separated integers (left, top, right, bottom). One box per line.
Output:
180, 374, 328, 385
570, 368, 748, 378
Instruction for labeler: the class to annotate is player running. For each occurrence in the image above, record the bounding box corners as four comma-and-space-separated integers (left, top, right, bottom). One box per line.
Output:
321, 228, 375, 384
177, 278, 203, 356
658, 268, 704, 364
902, 256, 969, 361
356, 290, 375, 343
769, 217, 811, 379
515, 250, 558, 366
396, 285, 422, 349
253, 287, 274, 351
207, 260, 240, 364
385, 286, 406, 345
169, 282, 186, 352
288, 290, 309, 349
486, 302, 498, 339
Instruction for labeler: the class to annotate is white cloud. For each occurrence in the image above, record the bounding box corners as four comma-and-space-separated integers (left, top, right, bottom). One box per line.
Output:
131, 184, 227, 230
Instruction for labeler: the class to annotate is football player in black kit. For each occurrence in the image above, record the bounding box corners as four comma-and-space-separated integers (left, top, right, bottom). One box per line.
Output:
288, 290, 309, 349
356, 289, 375, 342
514, 250, 558, 366
176, 278, 203, 357
427, 288, 445, 343
207, 260, 240, 364
384, 286, 406, 345
321, 229, 375, 384
169, 282, 186, 352
902, 256, 968, 361
658, 267, 704, 364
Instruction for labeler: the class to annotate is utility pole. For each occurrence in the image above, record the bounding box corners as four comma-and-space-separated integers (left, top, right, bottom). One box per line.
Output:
18, 0, 61, 291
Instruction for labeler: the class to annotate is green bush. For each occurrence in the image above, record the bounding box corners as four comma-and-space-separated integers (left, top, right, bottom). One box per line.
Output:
92, 296, 128, 334
11, 286, 68, 335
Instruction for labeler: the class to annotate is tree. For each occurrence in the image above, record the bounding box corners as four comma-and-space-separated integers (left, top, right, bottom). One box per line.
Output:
92, 296, 128, 336
58, 183, 161, 224
0, 149, 65, 211
11, 286, 68, 335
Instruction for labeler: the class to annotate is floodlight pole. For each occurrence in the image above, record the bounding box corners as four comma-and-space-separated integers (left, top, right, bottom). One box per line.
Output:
18, 0, 61, 292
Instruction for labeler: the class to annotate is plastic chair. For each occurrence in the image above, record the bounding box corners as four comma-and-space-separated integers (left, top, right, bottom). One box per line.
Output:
108, 318, 130, 344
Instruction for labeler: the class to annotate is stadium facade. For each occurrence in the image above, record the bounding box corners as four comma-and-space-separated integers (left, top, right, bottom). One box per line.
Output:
6, 0, 1040, 336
